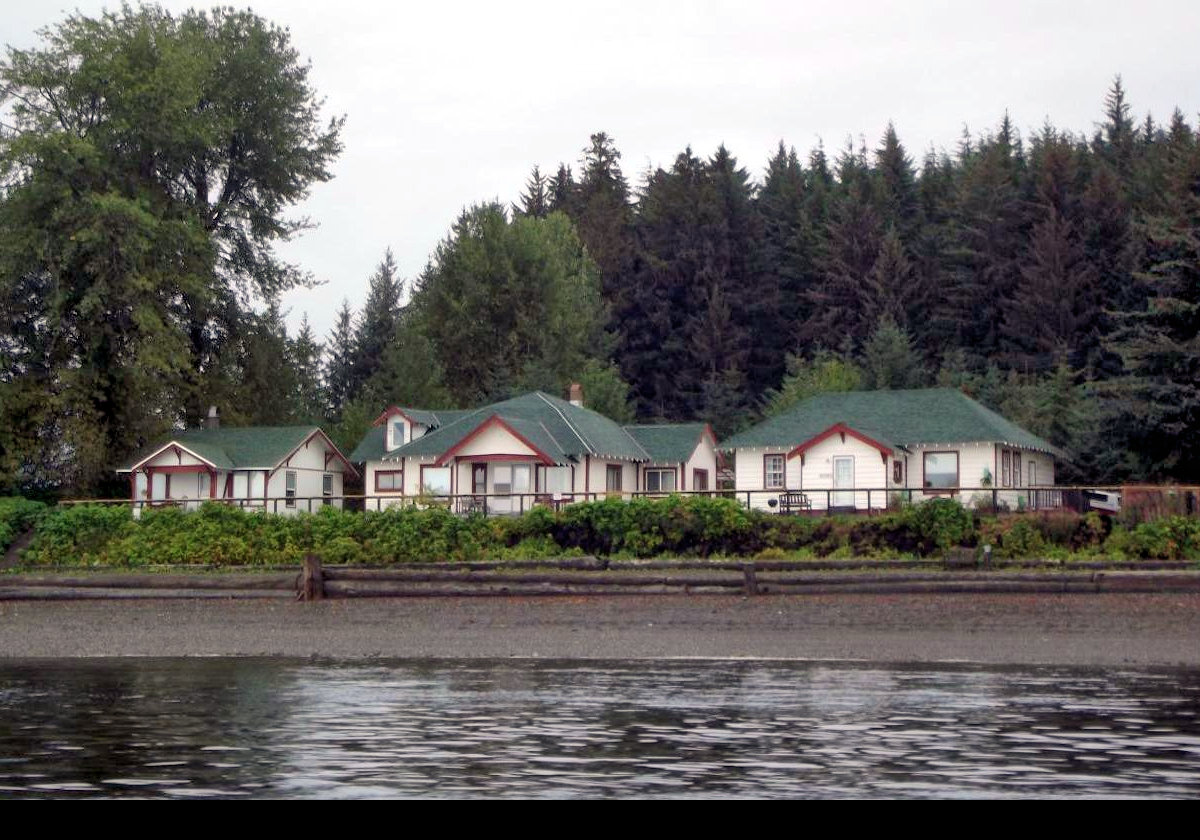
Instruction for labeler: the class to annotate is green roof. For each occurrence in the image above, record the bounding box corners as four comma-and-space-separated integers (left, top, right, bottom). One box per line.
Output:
625, 424, 711, 464
120, 426, 326, 471
349, 425, 387, 462
719, 389, 1062, 456
379, 392, 650, 464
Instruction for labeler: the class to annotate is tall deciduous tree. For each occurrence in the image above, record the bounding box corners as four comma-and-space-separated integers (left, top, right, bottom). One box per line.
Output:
0, 4, 341, 491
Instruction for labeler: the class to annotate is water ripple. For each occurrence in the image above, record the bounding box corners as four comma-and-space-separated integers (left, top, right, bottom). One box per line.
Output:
0, 659, 1198, 798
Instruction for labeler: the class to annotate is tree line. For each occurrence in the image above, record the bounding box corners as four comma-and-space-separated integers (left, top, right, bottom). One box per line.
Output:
1, 4, 1196, 495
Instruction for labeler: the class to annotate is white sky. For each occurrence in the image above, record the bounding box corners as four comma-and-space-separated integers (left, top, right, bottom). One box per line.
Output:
3, 1, 1199, 338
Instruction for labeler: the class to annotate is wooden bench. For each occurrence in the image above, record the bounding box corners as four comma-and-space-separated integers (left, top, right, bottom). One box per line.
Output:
778, 491, 812, 514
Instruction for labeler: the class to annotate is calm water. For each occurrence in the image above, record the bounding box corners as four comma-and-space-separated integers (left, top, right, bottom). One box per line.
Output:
1, 658, 1199, 798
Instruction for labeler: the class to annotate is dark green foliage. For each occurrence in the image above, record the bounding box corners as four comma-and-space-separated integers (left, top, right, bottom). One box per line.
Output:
17, 496, 1195, 567
0, 4, 342, 493
0, 497, 48, 552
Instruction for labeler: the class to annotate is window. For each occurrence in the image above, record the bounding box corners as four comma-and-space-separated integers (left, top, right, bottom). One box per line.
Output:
493, 465, 512, 495
693, 469, 709, 492
538, 465, 571, 495
420, 465, 452, 495
322, 473, 333, 505
285, 470, 297, 508
1013, 452, 1022, 488
645, 469, 676, 493
923, 452, 958, 491
764, 455, 785, 490
198, 473, 208, 497
892, 460, 904, 485
1028, 461, 1037, 487
606, 464, 622, 492
390, 419, 405, 450
1001, 449, 1012, 488
375, 469, 403, 492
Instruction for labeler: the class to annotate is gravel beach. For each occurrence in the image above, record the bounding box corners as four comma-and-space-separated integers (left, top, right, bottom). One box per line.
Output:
1, 593, 1198, 665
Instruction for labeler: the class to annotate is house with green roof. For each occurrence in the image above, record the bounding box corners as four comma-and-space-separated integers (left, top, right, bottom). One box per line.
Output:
718, 388, 1062, 512
351, 384, 717, 513
118, 407, 357, 515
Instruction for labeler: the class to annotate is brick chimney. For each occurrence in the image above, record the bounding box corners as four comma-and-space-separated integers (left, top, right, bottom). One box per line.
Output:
568, 382, 584, 407
205, 405, 220, 430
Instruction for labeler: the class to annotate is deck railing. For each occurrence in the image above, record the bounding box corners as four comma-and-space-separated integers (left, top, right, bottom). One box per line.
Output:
55, 484, 1200, 519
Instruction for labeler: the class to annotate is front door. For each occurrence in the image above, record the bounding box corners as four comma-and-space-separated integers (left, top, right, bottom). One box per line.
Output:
833, 457, 854, 509
472, 463, 487, 495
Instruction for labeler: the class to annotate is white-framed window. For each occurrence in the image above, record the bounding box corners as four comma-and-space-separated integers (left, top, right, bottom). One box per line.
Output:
764, 454, 785, 490
285, 470, 297, 508
1013, 452, 1022, 488
420, 465, 452, 495
645, 469, 676, 493
923, 452, 958, 491
1001, 449, 1012, 488
390, 419, 406, 450
198, 473, 208, 497
322, 473, 333, 505
1028, 461, 1037, 486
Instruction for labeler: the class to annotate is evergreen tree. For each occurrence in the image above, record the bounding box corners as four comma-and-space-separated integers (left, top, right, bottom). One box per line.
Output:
353, 249, 403, 390
758, 142, 815, 356
802, 142, 882, 350
861, 316, 926, 389
1107, 134, 1200, 477
324, 300, 358, 420
516, 166, 550, 218
289, 315, 326, 423
763, 351, 862, 417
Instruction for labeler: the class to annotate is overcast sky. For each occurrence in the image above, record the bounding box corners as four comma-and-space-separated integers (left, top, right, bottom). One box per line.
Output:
3, 0, 1199, 338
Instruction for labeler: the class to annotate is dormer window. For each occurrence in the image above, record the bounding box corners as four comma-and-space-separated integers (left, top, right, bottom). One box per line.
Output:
390, 419, 406, 450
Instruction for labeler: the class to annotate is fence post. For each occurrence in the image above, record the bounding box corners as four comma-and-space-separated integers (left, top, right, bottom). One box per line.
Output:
743, 563, 759, 596
301, 553, 324, 601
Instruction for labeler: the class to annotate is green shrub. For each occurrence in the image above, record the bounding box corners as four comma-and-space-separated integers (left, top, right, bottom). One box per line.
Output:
13, 496, 1198, 567
0, 497, 49, 553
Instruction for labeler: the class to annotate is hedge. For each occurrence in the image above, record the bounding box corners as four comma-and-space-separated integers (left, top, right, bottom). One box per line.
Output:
0, 497, 48, 555
6, 495, 1199, 567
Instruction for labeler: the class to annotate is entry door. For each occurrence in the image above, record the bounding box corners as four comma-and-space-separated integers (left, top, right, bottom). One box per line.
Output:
832, 457, 854, 509
472, 463, 487, 495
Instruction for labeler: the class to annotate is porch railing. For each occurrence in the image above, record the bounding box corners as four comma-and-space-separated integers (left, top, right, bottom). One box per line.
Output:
55, 484, 1200, 519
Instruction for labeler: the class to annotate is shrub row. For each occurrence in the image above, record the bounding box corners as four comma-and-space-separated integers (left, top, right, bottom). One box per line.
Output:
8, 496, 1200, 567
0, 497, 48, 554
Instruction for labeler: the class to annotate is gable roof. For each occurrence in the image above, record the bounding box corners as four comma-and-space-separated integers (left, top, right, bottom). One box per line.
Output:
378, 392, 650, 464
719, 389, 1062, 457
353, 392, 658, 464
625, 423, 714, 464
373, 406, 475, 428
119, 426, 356, 473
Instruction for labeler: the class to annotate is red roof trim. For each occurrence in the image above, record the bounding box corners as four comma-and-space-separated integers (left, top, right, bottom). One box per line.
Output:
434, 415, 555, 467
372, 406, 418, 428
272, 429, 360, 479
786, 423, 893, 460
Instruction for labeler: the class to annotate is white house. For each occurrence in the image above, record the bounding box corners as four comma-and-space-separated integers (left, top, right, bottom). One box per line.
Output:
117, 408, 357, 515
349, 386, 719, 513
719, 388, 1062, 512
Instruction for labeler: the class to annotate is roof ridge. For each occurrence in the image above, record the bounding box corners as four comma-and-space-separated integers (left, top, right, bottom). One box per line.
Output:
534, 392, 596, 455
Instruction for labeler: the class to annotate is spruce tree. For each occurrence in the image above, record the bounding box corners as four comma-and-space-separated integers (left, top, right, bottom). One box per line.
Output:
324, 300, 358, 420
353, 248, 404, 390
